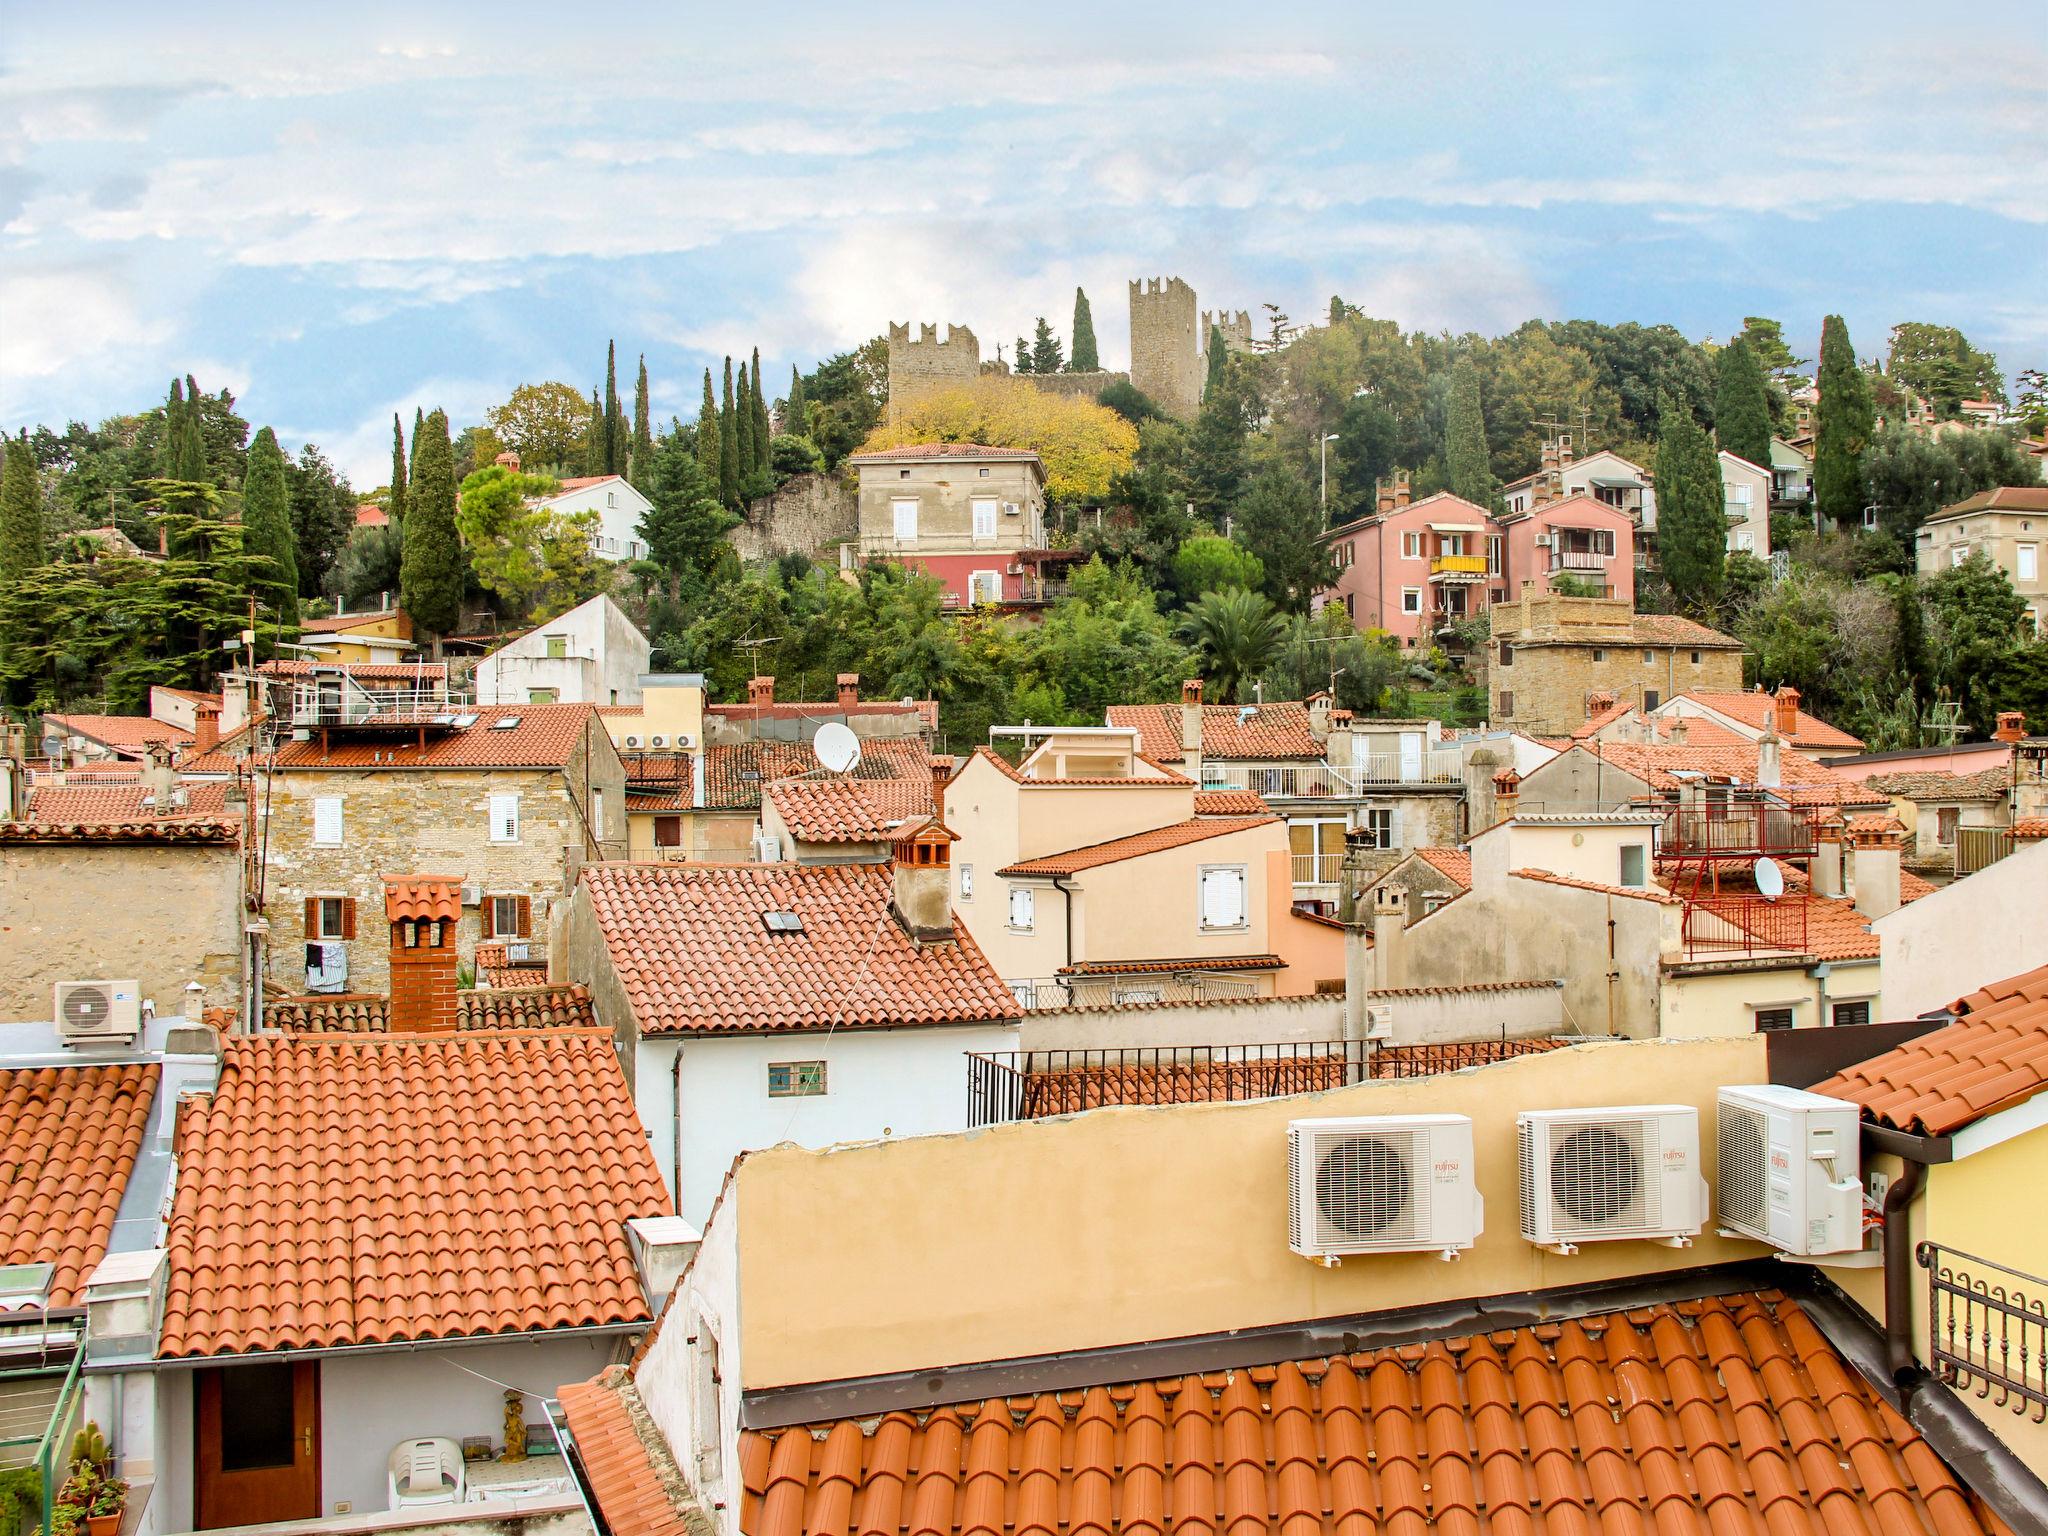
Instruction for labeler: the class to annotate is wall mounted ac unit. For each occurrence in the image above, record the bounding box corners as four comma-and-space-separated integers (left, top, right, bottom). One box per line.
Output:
649, 734, 668, 748
1518, 1105, 1705, 1253
671, 732, 695, 750
1364, 1004, 1393, 1041
1533, 534, 1554, 547
1287, 1114, 1481, 1263
460, 883, 483, 907
1002, 502, 1020, 516
54, 980, 142, 1044
624, 734, 643, 748
752, 833, 782, 862
305, 943, 348, 994
1716, 1085, 1863, 1255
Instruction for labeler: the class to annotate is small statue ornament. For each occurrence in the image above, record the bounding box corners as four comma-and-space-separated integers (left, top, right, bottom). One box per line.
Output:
502, 1389, 529, 1462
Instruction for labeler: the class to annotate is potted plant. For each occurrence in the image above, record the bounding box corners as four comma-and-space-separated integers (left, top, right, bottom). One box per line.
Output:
87, 1476, 127, 1536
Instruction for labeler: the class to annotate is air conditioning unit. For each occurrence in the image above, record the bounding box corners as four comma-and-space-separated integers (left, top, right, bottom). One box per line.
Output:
54, 981, 142, 1044
1364, 1003, 1393, 1041
671, 732, 695, 750
1533, 534, 1554, 547
305, 943, 348, 994
752, 832, 782, 862
649, 734, 668, 748
624, 734, 643, 749
1716, 1085, 1863, 1255
1518, 1105, 1705, 1254
460, 883, 483, 907
1002, 502, 1021, 516
1287, 1114, 1482, 1263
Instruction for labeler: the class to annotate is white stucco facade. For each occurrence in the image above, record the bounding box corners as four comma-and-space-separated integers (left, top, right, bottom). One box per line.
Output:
537, 476, 655, 563
633, 1021, 1021, 1225
473, 594, 652, 707
1877, 839, 2048, 1018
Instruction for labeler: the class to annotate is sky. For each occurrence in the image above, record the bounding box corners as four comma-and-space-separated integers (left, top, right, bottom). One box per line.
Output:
2, 1, 2044, 488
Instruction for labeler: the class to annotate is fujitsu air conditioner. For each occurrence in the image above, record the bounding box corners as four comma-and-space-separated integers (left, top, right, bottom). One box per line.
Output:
1287, 1114, 1482, 1263
1364, 1003, 1393, 1041
649, 734, 668, 748
624, 734, 643, 749
1716, 1085, 1863, 1256
460, 883, 483, 907
54, 980, 142, 1044
1518, 1105, 1706, 1253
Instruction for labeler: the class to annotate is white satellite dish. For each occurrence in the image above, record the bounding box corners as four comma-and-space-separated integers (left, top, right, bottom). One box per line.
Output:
1754, 856, 1784, 902
813, 721, 862, 775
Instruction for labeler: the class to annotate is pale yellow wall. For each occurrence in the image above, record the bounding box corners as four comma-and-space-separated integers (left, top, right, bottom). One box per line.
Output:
1059, 820, 1291, 972
857, 459, 1045, 548
602, 683, 705, 748
1015, 781, 1197, 862
1499, 820, 1654, 886
732, 1034, 1770, 1388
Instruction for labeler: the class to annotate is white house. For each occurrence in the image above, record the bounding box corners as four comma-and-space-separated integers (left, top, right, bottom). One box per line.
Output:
535, 473, 656, 563
562, 840, 1022, 1225
472, 592, 652, 707
1718, 449, 1772, 558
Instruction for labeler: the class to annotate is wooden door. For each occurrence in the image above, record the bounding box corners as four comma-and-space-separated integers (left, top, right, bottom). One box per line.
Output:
194, 1360, 320, 1529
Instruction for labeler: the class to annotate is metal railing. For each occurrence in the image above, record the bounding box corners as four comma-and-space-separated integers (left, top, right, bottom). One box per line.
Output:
1291, 852, 1344, 886
1008, 971, 1266, 1011
0, 1349, 81, 1536
1200, 751, 1463, 799
1429, 554, 1488, 577
1658, 805, 1819, 860
1956, 826, 2014, 878
1918, 1243, 2048, 1420
1681, 896, 1810, 957
1548, 549, 1610, 572
860, 530, 1046, 555
289, 682, 469, 728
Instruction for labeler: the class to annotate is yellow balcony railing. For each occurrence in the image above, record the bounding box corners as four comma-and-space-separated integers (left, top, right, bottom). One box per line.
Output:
1429, 554, 1488, 576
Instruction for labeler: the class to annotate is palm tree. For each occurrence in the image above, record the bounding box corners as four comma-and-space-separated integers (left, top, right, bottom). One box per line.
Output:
1178, 586, 1286, 702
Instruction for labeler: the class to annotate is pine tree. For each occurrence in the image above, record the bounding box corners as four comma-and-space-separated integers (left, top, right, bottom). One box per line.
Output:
388, 413, 408, 529
0, 433, 48, 581
631, 355, 654, 490
750, 347, 771, 473
1069, 288, 1100, 372
1713, 337, 1774, 471
241, 427, 300, 626
718, 357, 739, 505
1029, 318, 1063, 375
1815, 314, 1874, 526
1013, 337, 1034, 375
787, 364, 809, 437
1206, 326, 1229, 396
1654, 403, 1727, 611
697, 368, 723, 493
400, 408, 464, 643
1443, 357, 1491, 506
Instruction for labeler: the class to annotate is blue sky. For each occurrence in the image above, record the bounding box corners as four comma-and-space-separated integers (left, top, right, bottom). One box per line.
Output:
2, 2, 2044, 487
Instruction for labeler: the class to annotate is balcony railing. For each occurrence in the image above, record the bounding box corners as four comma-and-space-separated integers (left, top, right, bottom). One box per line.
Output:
1658, 805, 1819, 860
1548, 549, 1610, 572
1681, 896, 1810, 957
1956, 826, 2015, 878
1006, 970, 1266, 1012
1918, 1243, 2048, 1420
1429, 554, 1488, 579
1292, 851, 1344, 886
860, 530, 1045, 555
0, 1349, 80, 1536
289, 682, 469, 728
1202, 752, 1463, 799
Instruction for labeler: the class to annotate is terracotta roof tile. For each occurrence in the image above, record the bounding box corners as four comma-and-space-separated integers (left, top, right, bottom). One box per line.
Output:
704, 738, 930, 812
0, 818, 239, 844
2013, 817, 2048, 840
1412, 846, 1473, 889
255, 660, 448, 683
1864, 767, 2011, 802
1107, 701, 1325, 762
1674, 690, 1867, 749
999, 815, 1276, 877
26, 782, 231, 821
738, 1293, 1996, 1536
1576, 740, 1891, 806
1812, 964, 2048, 1135
847, 443, 1043, 463
0, 1063, 159, 1309
41, 713, 192, 757
262, 984, 594, 1032
767, 776, 933, 842
558, 1369, 699, 1536
474, 943, 552, 990
159, 1031, 669, 1358
1511, 867, 1683, 904
579, 862, 1017, 1036
1933, 486, 2048, 516
1194, 788, 1269, 815
298, 609, 405, 633
1627, 614, 1744, 648
1058, 954, 1282, 975
268, 703, 596, 771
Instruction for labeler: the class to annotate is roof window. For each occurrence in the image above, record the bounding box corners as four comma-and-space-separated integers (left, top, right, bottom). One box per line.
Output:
491, 716, 522, 730
761, 911, 804, 934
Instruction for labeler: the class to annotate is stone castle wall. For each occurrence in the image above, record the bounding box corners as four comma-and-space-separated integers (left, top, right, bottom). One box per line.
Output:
1130, 276, 1201, 420
886, 322, 979, 418
730, 472, 858, 563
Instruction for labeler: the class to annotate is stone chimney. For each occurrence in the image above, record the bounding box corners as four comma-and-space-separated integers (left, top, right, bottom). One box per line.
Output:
1337, 830, 1379, 1040
836, 672, 861, 711
1393, 470, 1412, 509
1994, 711, 2026, 744
1307, 692, 1333, 741
1848, 820, 1904, 922
494, 450, 522, 474
385, 876, 462, 1034
1557, 432, 1575, 468
890, 819, 956, 943
1773, 685, 1801, 738
1493, 769, 1522, 821
1756, 719, 1782, 790
1371, 884, 1407, 990
747, 675, 775, 708
1180, 678, 1205, 778
1811, 816, 1845, 899
191, 700, 220, 758
1375, 477, 1396, 515
141, 743, 177, 815
1666, 716, 1689, 746
1463, 748, 1499, 831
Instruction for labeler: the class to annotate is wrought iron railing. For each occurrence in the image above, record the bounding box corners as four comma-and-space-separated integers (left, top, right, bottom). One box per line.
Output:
1681, 895, 1810, 957
1200, 751, 1463, 799
1658, 805, 1819, 859
1918, 1243, 2048, 1420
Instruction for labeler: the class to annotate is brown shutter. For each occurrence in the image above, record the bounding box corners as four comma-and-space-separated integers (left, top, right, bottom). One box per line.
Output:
515, 896, 532, 938
481, 898, 495, 939
304, 896, 318, 935
340, 898, 357, 940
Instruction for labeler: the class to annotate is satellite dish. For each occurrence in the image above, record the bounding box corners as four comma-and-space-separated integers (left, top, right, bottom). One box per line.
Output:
1754, 857, 1784, 902
813, 721, 861, 775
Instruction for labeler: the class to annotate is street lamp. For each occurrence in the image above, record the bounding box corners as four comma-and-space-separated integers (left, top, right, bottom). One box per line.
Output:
1319, 433, 1340, 514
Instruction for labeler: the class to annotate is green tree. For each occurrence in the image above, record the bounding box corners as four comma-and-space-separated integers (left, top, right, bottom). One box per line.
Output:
388, 413, 408, 528
1923, 554, 2030, 733
719, 357, 739, 505
1443, 356, 1491, 505
1653, 403, 1727, 611
1860, 423, 2043, 544
1029, 317, 1063, 375
1737, 317, 1806, 383
1328, 393, 1399, 518
1171, 534, 1264, 602
1887, 323, 2004, 418
456, 463, 577, 617
601, 341, 624, 475
1178, 586, 1286, 702
1087, 456, 1192, 574
1232, 467, 1335, 612
1814, 315, 1874, 526
159, 378, 209, 481
639, 430, 739, 585
735, 362, 757, 492
631, 355, 654, 490
1205, 325, 1228, 396
0, 434, 48, 580
332, 525, 402, 607
582, 388, 604, 475
770, 434, 824, 481
1013, 336, 1034, 375
1069, 288, 1100, 371
1713, 337, 1774, 469
786, 364, 809, 437
751, 347, 772, 478
241, 427, 300, 626
1096, 379, 1164, 425
411, 406, 424, 477
286, 444, 353, 601
1185, 356, 1254, 524
400, 409, 465, 642
696, 369, 723, 495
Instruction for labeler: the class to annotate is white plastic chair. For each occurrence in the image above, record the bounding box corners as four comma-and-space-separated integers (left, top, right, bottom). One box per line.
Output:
388, 1437, 465, 1507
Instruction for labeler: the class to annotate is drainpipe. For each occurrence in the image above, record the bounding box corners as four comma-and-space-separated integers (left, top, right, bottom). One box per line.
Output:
1052, 876, 1076, 970
1884, 1155, 1929, 1386
671, 1049, 684, 1213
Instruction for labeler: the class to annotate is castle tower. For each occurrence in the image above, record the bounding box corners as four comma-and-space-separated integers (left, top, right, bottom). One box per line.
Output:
1128, 277, 1201, 420
885, 321, 980, 420
1201, 309, 1254, 359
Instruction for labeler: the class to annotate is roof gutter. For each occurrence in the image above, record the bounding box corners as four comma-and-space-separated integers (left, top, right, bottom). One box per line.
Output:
88, 1319, 646, 1375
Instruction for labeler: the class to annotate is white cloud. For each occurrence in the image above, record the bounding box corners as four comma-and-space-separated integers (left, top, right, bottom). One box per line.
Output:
0, 263, 170, 381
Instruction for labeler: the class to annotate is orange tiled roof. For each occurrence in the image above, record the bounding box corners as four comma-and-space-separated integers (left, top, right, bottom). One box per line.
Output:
1575, 741, 1890, 807
1058, 955, 1282, 975
999, 815, 1276, 877
268, 703, 596, 770
1194, 788, 1269, 816
1864, 766, 2010, 802
474, 943, 551, 990
26, 781, 231, 821
0, 818, 239, 844
1412, 846, 1473, 889
1675, 691, 1866, 750
261, 984, 593, 1032
0, 1063, 159, 1310
579, 862, 1017, 1036
385, 874, 462, 923
2014, 817, 2048, 841
1627, 614, 1744, 649
1811, 964, 2048, 1136
767, 776, 933, 842
41, 713, 192, 757
255, 659, 447, 682
704, 738, 931, 812
739, 1291, 1997, 1536
558, 1369, 698, 1536
1512, 868, 1684, 905
159, 1031, 670, 1358
551, 474, 628, 493
298, 609, 405, 633
1108, 701, 1325, 762
972, 745, 1194, 788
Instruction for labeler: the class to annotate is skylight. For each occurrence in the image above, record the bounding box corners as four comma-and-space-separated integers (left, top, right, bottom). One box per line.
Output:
491, 716, 521, 730
761, 911, 804, 934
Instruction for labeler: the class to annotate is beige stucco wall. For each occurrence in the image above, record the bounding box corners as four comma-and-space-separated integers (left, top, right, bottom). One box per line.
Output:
731, 1034, 1769, 1388
856, 459, 1045, 550
1877, 839, 2048, 1018
1916, 509, 2047, 629
1017, 992, 1346, 1052
0, 841, 244, 1020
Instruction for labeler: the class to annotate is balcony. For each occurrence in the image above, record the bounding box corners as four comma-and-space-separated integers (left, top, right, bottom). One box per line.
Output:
1657, 805, 1819, 861
1004, 970, 1266, 1013
1202, 752, 1464, 800
859, 529, 1045, 556
1680, 895, 1810, 958
288, 682, 471, 730
1917, 1243, 2048, 1419
1956, 826, 2016, 878
1548, 548, 1610, 573
1429, 554, 1488, 582
1292, 851, 1344, 886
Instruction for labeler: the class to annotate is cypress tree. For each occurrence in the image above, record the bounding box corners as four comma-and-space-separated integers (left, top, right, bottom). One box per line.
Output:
787, 365, 809, 437
399, 408, 464, 644
1654, 403, 1727, 611
410, 407, 424, 478
1443, 357, 1491, 506
1206, 326, 1228, 395
584, 388, 604, 475
0, 433, 48, 580
241, 427, 301, 626
1713, 337, 1774, 471
1013, 337, 1033, 375
750, 347, 771, 473
631, 354, 654, 489
719, 358, 739, 504
158, 378, 187, 477
697, 368, 723, 494
1814, 314, 1874, 527
1070, 288, 1100, 372
160, 378, 208, 481
735, 362, 757, 482
388, 413, 408, 529
602, 341, 622, 475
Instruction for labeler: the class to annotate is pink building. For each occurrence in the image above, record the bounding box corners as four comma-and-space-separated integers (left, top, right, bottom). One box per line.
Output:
1494, 492, 1636, 607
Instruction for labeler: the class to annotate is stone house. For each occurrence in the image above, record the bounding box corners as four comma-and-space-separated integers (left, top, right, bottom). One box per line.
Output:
1863, 765, 2013, 873
259, 702, 625, 997
1915, 486, 2048, 634
845, 443, 1063, 607
1475, 591, 1744, 736
472, 592, 652, 707
1649, 685, 1865, 761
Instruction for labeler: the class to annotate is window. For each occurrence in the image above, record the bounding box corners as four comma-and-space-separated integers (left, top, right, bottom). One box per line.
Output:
892, 498, 918, 541
767, 1060, 827, 1097
309, 895, 352, 939
312, 795, 343, 847
545, 634, 568, 659
1487, 535, 1502, 575
1644, 690, 1660, 711
527, 687, 558, 704
971, 498, 998, 542
1861, 507, 1878, 531
969, 570, 1003, 605
1439, 533, 1465, 557
1422, 895, 1447, 915
2020, 544, 2039, 582
1936, 806, 1960, 844
607, 491, 617, 508
1402, 531, 1421, 559
1727, 484, 1752, 506
1400, 588, 1422, 615
1733, 529, 1754, 552
1952, 545, 1969, 568
1591, 649, 1606, 663
654, 815, 682, 848
1593, 529, 1615, 556
1753, 1007, 1795, 1032
1497, 690, 1514, 716
1497, 640, 1513, 667
1359, 808, 1396, 849
1007, 886, 1035, 931
1690, 650, 1702, 665
489, 793, 521, 843
486, 895, 530, 938
959, 863, 974, 901
1642, 649, 1655, 664
1831, 1000, 1872, 1028
1619, 845, 1647, 888
978, 467, 990, 477
591, 786, 605, 834
1199, 866, 1248, 929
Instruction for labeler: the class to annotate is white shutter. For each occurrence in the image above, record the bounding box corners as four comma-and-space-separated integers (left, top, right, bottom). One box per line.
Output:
893, 499, 918, 541
1008, 886, 1034, 930
972, 499, 997, 541
1201, 868, 1246, 928
313, 796, 343, 847
1385, 806, 1402, 851
591, 787, 605, 834
960, 863, 974, 900
490, 793, 521, 843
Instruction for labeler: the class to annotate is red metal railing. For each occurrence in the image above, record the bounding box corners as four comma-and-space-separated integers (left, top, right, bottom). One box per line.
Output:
1682, 896, 1809, 956
1659, 806, 1818, 860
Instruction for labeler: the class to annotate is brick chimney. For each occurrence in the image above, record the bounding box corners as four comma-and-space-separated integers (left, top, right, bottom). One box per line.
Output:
1584, 690, 1617, 724
494, 450, 522, 474
385, 876, 462, 1033
1994, 711, 2026, 744
836, 672, 860, 711
929, 755, 953, 820
1180, 678, 1205, 777
1393, 470, 1412, 509
191, 700, 221, 758
1773, 685, 1801, 738
1376, 477, 1395, 515
1557, 432, 1575, 468
1493, 768, 1521, 821
1847, 819, 1904, 922
747, 675, 775, 708
1810, 817, 1845, 899
890, 820, 956, 943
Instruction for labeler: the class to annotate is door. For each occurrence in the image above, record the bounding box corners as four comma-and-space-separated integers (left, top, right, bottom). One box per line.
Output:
971, 498, 998, 543
194, 1361, 320, 1529
1398, 732, 1423, 781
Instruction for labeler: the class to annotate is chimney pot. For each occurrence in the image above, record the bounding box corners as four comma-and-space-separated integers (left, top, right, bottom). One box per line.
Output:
748, 675, 775, 708
192, 701, 221, 757
384, 876, 462, 1033
837, 672, 860, 711
890, 824, 955, 942
1180, 680, 1205, 775
1773, 685, 1801, 737
1994, 711, 2026, 743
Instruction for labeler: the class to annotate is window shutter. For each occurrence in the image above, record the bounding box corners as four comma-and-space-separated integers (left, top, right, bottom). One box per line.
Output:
490, 793, 520, 841
481, 899, 495, 939
516, 896, 532, 937
1009, 887, 1032, 928
313, 796, 342, 845
304, 896, 319, 934
1386, 806, 1402, 851
1202, 869, 1245, 928
340, 898, 356, 941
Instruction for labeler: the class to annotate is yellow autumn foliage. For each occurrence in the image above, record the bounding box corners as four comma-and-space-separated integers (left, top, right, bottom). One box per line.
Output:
858, 375, 1138, 503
